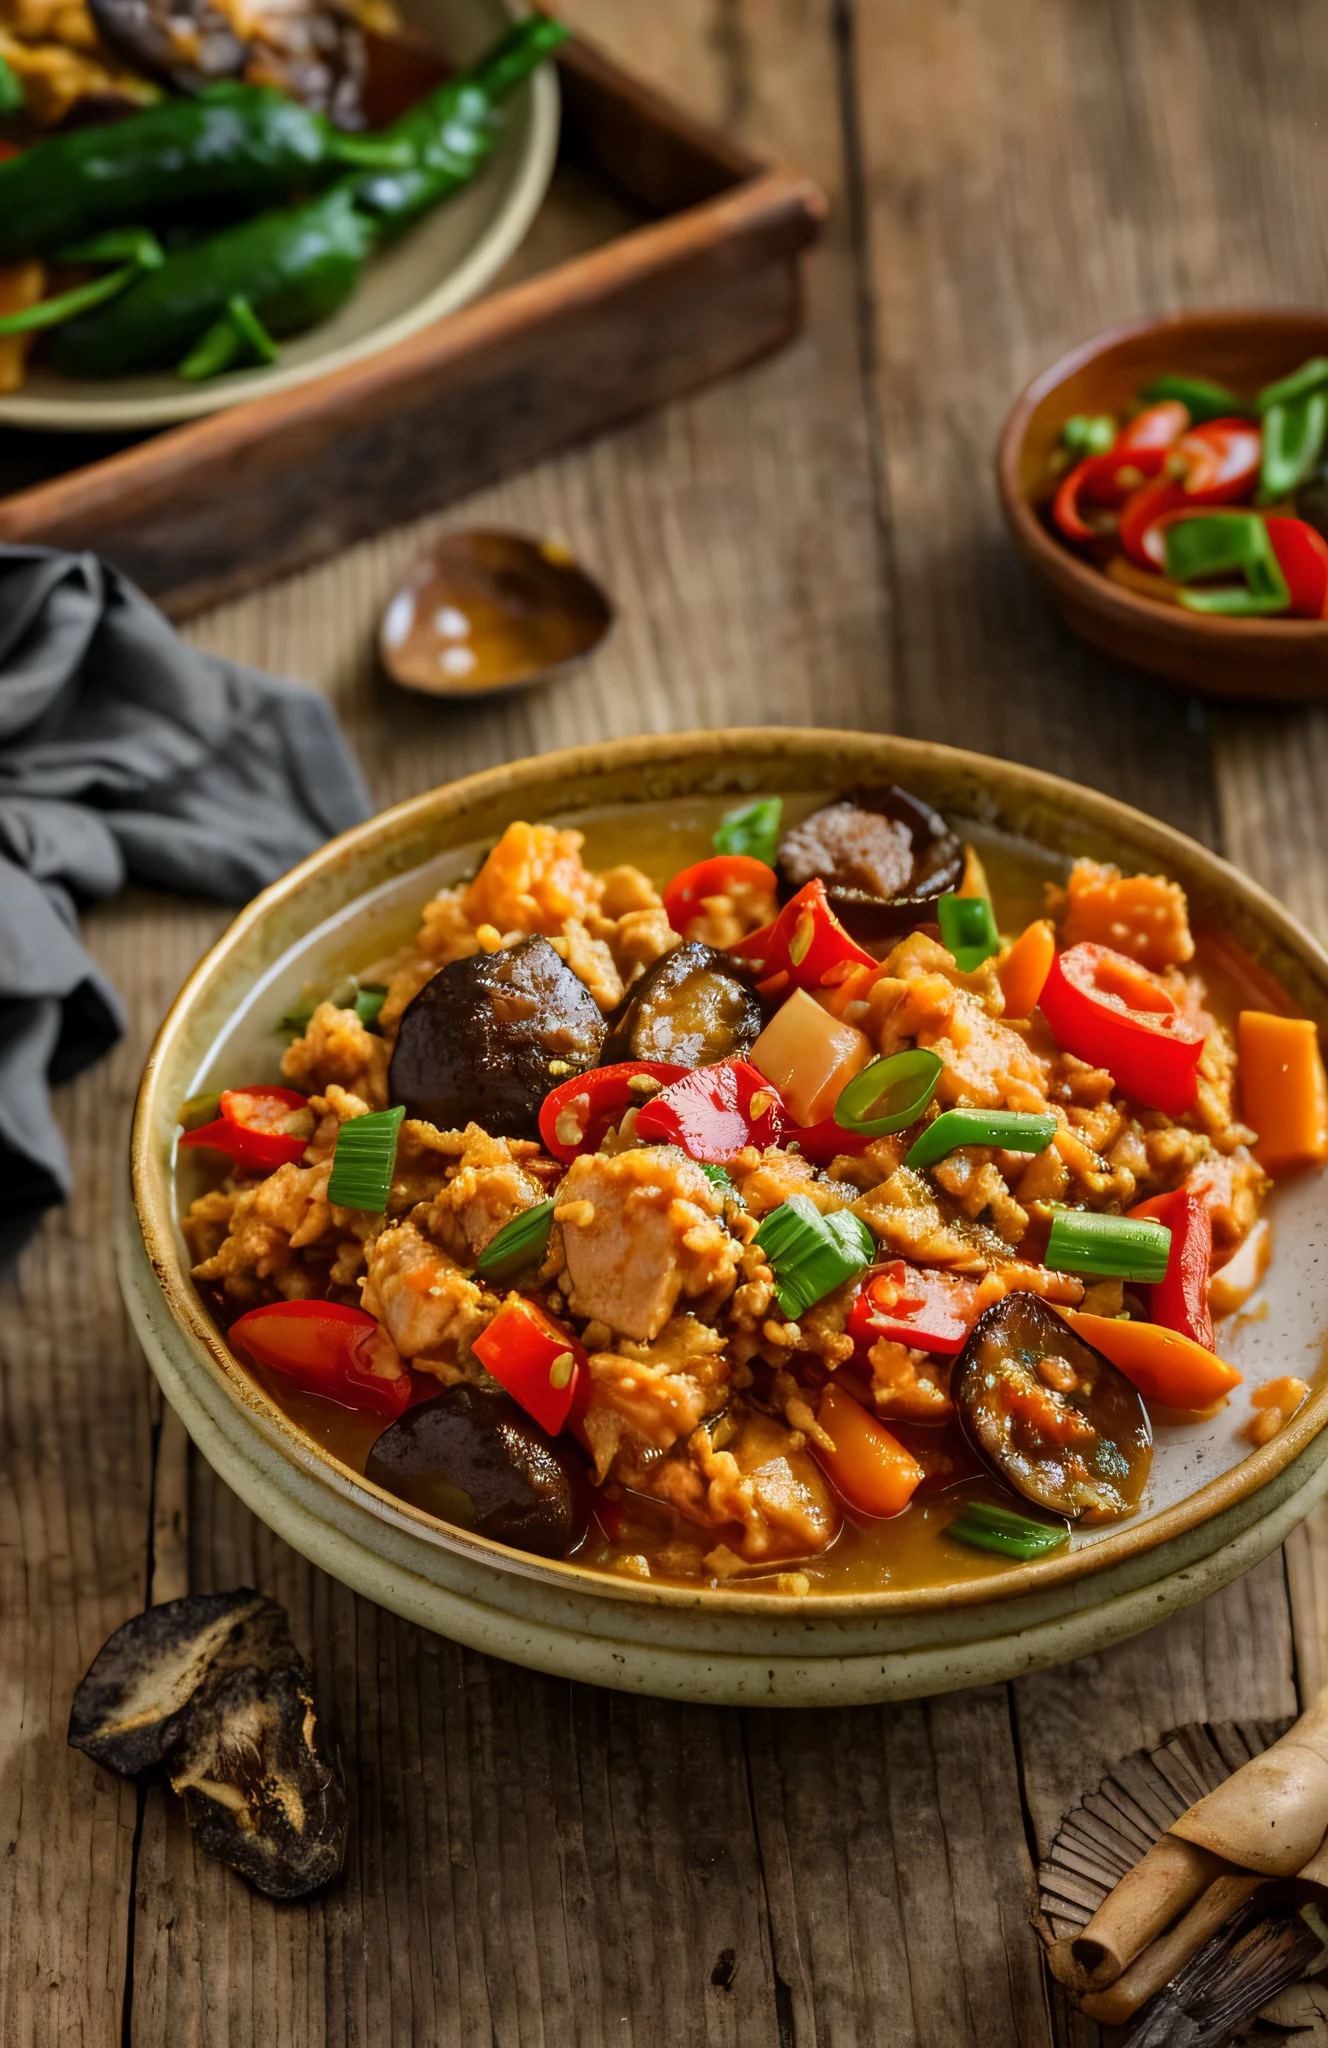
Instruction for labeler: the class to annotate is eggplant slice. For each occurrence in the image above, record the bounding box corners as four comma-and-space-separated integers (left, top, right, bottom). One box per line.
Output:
601, 940, 761, 1069
954, 1293, 1152, 1523
367, 1385, 585, 1558
389, 935, 606, 1141
69, 1588, 345, 1898
777, 785, 965, 949
87, 0, 379, 123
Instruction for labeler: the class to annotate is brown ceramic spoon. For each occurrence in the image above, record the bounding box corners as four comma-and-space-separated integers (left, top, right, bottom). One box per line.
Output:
379, 529, 614, 699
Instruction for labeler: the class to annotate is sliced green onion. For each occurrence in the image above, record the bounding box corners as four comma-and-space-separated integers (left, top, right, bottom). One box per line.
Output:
834, 1048, 943, 1136
0, 48, 24, 114
713, 797, 783, 866
355, 987, 387, 1029
938, 892, 1000, 973
326, 1105, 405, 1212
1259, 393, 1328, 501
754, 1194, 874, 1320
1256, 357, 1328, 415
179, 1091, 222, 1132
1045, 1209, 1170, 1282
947, 1501, 1069, 1560
475, 1199, 556, 1283
1059, 414, 1116, 458
1140, 374, 1247, 423
905, 1109, 1056, 1171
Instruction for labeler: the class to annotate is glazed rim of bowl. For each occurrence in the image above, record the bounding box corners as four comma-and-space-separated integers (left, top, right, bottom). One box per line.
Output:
996, 307, 1328, 648
132, 727, 1328, 1616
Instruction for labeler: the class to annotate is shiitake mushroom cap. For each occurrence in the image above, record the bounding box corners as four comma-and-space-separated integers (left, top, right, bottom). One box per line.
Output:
366, 1384, 585, 1558
600, 940, 761, 1068
953, 1292, 1152, 1523
87, 0, 368, 123
68, 1588, 345, 1898
777, 785, 965, 948
388, 935, 606, 1140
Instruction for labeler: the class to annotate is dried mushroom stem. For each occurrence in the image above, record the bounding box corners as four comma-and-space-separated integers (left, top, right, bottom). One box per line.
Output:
1079, 1875, 1265, 2025
1048, 1837, 1232, 1993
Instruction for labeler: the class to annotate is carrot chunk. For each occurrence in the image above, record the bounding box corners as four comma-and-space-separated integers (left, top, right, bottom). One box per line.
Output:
997, 919, 1056, 1019
1061, 1311, 1242, 1410
1238, 1010, 1328, 1176
813, 1383, 923, 1518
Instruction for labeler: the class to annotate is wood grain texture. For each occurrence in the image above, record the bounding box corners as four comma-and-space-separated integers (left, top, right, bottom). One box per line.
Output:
7, 1, 1328, 2044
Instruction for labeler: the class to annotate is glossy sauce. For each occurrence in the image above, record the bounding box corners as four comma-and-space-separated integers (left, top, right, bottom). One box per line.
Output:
207, 798, 1283, 1595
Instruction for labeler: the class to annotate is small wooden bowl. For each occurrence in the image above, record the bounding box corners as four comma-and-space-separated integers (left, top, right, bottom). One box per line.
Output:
996, 309, 1328, 702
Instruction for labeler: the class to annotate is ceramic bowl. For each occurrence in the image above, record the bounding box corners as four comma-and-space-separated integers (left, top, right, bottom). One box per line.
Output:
121, 730, 1328, 1705
0, 0, 559, 433
997, 309, 1328, 702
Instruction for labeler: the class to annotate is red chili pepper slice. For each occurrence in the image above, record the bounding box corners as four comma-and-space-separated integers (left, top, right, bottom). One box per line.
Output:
538, 1060, 687, 1163
780, 1116, 874, 1166
1052, 447, 1169, 543
1265, 516, 1328, 618
1119, 479, 1191, 567
634, 1058, 789, 1162
730, 878, 875, 997
662, 854, 778, 936
229, 1299, 414, 1417
1038, 943, 1204, 1118
1172, 418, 1262, 504
472, 1292, 590, 1436
1115, 401, 1190, 452
178, 1084, 311, 1172
846, 1261, 979, 1356
1128, 1189, 1215, 1350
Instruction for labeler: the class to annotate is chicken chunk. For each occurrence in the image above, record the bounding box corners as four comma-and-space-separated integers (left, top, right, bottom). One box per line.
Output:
554, 1146, 741, 1341
641, 1411, 840, 1564
581, 1317, 730, 1482
414, 1123, 549, 1263
360, 1218, 494, 1378
734, 1147, 852, 1219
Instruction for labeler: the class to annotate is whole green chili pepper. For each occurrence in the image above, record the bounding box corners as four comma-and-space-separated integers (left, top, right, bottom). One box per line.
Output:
0, 83, 413, 267
50, 16, 569, 381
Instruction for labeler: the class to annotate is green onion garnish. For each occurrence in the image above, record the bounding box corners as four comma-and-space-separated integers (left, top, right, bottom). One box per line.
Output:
905, 1109, 1056, 1171
754, 1194, 875, 1320
713, 797, 783, 866
938, 892, 1000, 973
834, 1048, 943, 1137
947, 1501, 1069, 1560
1059, 414, 1116, 459
1256, 357, 1328, 415
355, 987, 387, 1029
326, 1105, 405, 1212
179, 1091, 222, 1132
1045, 1209, 1171, 1282
475, 1199, 556, 1283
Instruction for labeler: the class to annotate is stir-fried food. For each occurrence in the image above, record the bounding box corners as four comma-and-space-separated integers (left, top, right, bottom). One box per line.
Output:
179, 790, 1328, 1591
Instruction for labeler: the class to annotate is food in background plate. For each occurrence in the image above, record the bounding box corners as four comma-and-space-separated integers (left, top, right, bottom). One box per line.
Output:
177, 792, 1328, 1592
1045, 360, 1328, 619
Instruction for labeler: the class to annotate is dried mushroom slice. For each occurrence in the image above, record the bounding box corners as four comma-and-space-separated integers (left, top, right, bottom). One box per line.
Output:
68, 1588, 345, 1899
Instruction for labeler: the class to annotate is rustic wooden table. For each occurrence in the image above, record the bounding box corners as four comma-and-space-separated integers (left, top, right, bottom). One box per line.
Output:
6, 2, 1328, 2041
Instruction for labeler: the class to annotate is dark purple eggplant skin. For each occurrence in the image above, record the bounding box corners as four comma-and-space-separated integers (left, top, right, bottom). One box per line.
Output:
388, 935, 606, 1140
777, 785, 965, 948
953, 1292, 1152, 1523
366, 1385, 586, 1558
601, 940, 761, 1068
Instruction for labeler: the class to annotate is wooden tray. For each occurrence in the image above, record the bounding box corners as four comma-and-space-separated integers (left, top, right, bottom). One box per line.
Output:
0, 32, 825, 619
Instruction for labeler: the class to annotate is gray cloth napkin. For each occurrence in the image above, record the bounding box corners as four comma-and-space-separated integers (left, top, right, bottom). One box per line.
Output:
0, 544, 371, 1257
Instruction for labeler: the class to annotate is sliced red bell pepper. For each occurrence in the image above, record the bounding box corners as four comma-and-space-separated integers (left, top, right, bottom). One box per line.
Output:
1115, 400, 1190, 452
781, 1116, 874, 1166
730, 878, 875, 999
1038, 943, 1205, 1118
662, 853, 777, 936
1171, 418, 1262, 503
229, 1299, 414, 1417
538, 1060, 687, 1163
634, 1058, 788, 1162
178, 1084, 311, 1172
1119, 479, 1191, 567
1128, 1189, 1214, 1350
1264, 516, 1328, 618
472, 1292, 590, 1436
1052, 445, 1170, 542
847, 1260, 979, 1356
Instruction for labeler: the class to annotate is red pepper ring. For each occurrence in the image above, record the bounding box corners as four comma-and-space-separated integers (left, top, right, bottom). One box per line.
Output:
1052, 446, 1169, 543
661, 853, 778, 936
178, 1083, 312, 1172
1119, 479, 1192, 568
1038, 943, 1205, 1119
537, 1060, 688, 1163
1171, 418, 1262, 504
634, 1058, 789, 1163
730, 878, 876, 994
1129, 1189, 1215, 1350
1115, 400, 1190, 452
229, 1299, 416, 1418
1264, 517, 1328, 618
846, 1261, 979, 1357
472, 1292, 591, 1437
